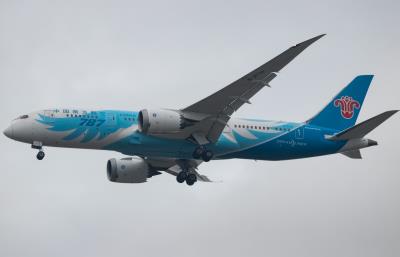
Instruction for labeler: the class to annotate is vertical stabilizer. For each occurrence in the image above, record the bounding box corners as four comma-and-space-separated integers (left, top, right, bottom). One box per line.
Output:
307, 75, 373, 131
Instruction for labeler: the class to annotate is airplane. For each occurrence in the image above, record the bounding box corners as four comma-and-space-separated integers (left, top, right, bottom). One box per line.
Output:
3, 34, 398, 186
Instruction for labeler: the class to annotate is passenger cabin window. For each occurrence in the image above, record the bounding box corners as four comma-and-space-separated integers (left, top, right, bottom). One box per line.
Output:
231, 124, 287, 131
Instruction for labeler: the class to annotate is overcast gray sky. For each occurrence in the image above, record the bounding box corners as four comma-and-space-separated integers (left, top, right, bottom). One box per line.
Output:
1, 0, 399, 257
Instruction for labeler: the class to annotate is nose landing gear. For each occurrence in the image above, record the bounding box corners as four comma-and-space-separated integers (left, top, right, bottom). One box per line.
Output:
32, 141, 45, 160
36, 151, 45, 160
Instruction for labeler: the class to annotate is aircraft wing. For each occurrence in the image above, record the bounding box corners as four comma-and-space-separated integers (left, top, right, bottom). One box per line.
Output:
181, 34, 325, 143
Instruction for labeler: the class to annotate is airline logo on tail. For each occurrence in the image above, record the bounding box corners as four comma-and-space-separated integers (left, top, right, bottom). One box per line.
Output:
334, 96, 360, 119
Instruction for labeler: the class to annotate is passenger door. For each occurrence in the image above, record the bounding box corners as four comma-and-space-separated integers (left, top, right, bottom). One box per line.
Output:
295, 126, 304, 140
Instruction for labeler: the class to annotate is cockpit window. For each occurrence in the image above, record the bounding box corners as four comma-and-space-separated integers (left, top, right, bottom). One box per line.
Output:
18, 115, 29, 119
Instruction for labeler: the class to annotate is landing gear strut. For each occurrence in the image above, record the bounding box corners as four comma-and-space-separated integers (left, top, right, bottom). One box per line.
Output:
192, 146, 213, 162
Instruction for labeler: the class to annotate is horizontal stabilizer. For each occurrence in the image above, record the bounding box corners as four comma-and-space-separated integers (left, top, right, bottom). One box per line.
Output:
341, 149, 362, 159
329, 110, 398, 140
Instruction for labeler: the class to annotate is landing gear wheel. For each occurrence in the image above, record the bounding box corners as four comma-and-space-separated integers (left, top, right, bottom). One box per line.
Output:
201, 150, 213, 162
36, 151, 45, 160
176, 172, 187, 183
186, 173, 197, 186
192, 146, 204, 159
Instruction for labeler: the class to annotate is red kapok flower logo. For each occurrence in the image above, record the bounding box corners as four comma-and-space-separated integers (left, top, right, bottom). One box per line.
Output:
334, 96, 360, 119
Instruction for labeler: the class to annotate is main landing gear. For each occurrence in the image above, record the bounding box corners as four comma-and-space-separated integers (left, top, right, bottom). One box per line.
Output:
32, 141, 45, 160
192, 146, 213, 162
176, 160, 198, 186
176, 171, 197, 186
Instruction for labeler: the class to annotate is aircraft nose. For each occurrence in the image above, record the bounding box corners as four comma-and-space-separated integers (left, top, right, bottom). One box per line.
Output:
3, 125, 13, 139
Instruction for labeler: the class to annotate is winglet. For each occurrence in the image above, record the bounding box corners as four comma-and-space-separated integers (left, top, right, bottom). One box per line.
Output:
294, 34, 326, 49
266, 34, 326, 73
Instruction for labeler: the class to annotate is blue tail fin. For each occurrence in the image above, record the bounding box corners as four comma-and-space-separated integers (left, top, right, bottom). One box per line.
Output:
307, 75, 373, 131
